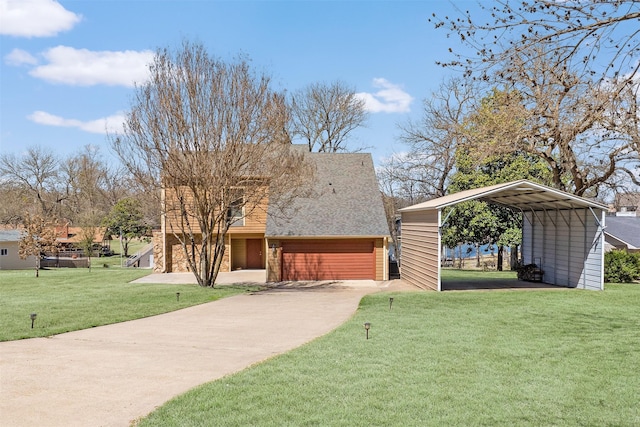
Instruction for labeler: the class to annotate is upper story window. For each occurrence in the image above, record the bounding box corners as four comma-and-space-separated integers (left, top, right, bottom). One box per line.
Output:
1, 248, 7, 256
227, 193, 245, 226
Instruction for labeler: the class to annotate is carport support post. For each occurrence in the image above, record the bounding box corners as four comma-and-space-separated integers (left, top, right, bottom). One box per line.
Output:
437, 209, 445, 292
590, 207, 606, 291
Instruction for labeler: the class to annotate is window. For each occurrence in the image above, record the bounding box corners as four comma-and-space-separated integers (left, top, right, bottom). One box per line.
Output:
227, 195, 245, 226
1, 249, 7, 256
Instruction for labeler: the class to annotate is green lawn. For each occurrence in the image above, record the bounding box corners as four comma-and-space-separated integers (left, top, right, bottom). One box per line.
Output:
0, 268, 260, 341
92, 237, 151, 267
139, 283, 640, 427
442, 267, 517, 280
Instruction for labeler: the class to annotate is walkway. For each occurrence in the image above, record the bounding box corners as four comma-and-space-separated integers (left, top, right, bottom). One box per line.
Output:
0, 273, 413, 427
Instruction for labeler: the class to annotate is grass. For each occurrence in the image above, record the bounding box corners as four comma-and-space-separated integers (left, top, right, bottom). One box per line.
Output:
442, 267, 517, 280
91, 237, 151, 268
138, 282, 640, 426
0, 268, 260, 341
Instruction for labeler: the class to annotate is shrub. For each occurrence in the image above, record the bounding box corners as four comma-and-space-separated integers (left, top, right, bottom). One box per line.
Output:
604, 250, 640, 283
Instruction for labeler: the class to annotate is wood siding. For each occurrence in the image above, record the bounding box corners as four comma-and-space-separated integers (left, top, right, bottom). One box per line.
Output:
374, 238, 387, 281
160, 185, 268, 273
163, 187, 268, 235
400, 209, 440, 290
523, 208, 604, 290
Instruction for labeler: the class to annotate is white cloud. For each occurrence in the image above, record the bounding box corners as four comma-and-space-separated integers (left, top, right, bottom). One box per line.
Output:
356, 78, 413, 113
28, 110, 125, 134
4, 48, 38, 66
29, 46, 154, 87
0, 0, 81, 37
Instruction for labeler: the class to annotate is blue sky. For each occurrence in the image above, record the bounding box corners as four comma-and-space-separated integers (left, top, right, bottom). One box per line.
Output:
0, 0, 469, 165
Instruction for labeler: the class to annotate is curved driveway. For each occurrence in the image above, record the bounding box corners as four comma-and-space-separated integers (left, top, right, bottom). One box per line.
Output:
1, 276, 410, 427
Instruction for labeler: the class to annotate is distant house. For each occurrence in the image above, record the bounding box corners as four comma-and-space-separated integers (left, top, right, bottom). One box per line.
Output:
611, 193, 640, 217
54, 223, 112, 256
604, 216, 640, 251
0, 229, 35, 270
155, 149, 390, 281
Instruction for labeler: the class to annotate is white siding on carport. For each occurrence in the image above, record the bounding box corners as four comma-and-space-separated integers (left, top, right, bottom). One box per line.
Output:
523, 208, 604, 290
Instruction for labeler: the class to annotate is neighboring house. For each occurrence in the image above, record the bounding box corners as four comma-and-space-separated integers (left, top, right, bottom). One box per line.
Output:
604, 216, 640, 250
154, 149, 390, 281
54, 224, 112, 256
0, 229, 35, 270
611, 193, 640, 217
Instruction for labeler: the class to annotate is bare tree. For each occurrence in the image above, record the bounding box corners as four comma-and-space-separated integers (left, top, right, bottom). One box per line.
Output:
0, 185, 31, 225
112, 41, 313, 287
0, 146, 66, 218
77, 224, 97, 271
19, 213, 58, 277
60, 145, 112, 221
431, 1, 640, 196
289, 80, 368, 152
462, 48, 639, 196
432, 0, 640, 84
379, 77, 477, 207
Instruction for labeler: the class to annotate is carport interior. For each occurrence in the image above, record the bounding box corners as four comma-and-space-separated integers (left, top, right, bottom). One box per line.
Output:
400, 180, 607, 291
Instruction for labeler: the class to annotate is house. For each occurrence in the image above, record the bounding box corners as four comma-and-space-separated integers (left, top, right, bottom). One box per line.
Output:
154, 149, 390, 281
611, 193, 640, 216
604, 216, 640, 251
54, 223, 112, 256
0, 229, 36, 270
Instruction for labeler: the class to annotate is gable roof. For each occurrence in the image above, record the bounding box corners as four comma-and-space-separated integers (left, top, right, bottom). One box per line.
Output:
55, 226, 110, 245
400, 179, 608, 213
266, 151, 389, 237
604, 216, 640, 249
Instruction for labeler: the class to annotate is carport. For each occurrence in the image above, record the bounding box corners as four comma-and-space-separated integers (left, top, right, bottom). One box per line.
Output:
399, 180, 608, 291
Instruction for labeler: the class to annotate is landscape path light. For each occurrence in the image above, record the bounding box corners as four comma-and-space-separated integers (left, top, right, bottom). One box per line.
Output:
176, 292, 181, 302
389, 297, 394, 311
30, 312, 37, 329
364, 322, 371, 340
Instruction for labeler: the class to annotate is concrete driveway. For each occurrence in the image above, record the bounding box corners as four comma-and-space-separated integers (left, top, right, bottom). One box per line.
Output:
0, 273, 414, 427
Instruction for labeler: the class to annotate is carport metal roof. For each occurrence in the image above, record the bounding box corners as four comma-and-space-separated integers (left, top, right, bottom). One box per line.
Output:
400, 179, 608, 213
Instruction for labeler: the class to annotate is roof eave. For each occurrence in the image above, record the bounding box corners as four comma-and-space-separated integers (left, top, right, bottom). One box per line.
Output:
400, 180, 608, 212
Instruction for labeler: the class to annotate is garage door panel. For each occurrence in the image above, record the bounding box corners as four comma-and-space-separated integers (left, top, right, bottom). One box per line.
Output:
281, 240, 374, 280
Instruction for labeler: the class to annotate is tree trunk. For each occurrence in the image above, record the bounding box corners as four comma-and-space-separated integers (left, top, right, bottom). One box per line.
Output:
497, 245, 504, 271
510, 245, 519, 270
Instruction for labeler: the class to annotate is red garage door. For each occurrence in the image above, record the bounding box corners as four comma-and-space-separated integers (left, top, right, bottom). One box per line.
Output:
281, 240, 375, 281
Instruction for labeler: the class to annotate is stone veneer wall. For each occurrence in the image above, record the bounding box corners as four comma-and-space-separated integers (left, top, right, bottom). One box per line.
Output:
152, 230, 163, 273
157, 232, 231, 273
266, 239, 280, 282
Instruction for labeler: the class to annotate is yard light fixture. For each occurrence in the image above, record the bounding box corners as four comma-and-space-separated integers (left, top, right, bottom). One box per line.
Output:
176, 292, 180, 302
364, 322, 371, 340
30, 312, 37, 329
389, 297, 394, 311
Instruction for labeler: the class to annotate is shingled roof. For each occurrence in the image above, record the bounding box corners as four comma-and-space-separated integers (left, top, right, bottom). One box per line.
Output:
266, 151, 389, 238
605, 216, 640, 249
